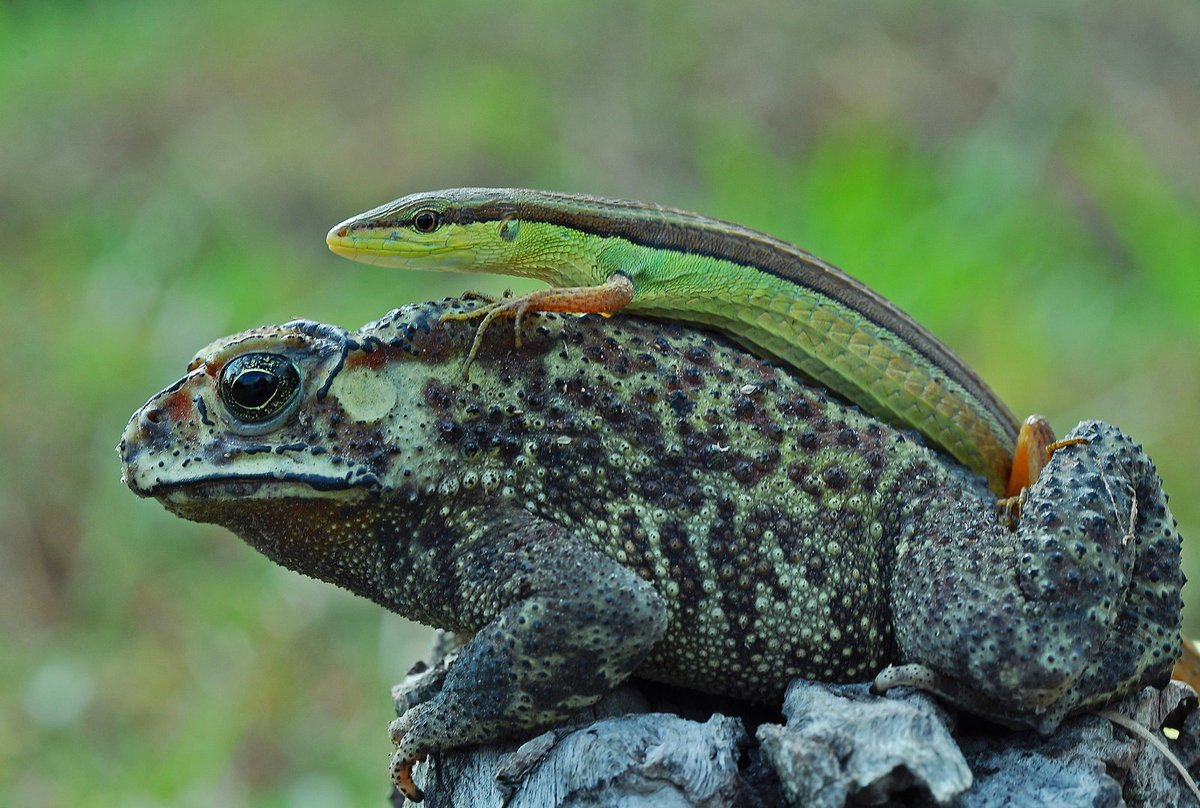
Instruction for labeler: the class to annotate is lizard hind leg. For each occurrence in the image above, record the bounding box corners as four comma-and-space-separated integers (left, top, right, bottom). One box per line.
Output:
999, 415, 1091, 525
1004, 414, 1091, 499
1005, 414, 1057, 499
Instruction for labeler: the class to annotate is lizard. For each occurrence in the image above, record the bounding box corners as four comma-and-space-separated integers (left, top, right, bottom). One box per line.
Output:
326, 188, 1059, 498
119, 296, 1183, 801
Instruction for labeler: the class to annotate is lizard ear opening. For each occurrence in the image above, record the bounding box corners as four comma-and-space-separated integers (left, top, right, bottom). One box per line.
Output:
499, 217, 519, 243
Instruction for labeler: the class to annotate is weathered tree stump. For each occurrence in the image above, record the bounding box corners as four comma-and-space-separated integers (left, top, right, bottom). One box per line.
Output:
388, 632, 1200, 807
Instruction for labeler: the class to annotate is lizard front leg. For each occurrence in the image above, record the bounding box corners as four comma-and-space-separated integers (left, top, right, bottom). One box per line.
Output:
440, 274, 635, 379
389, 507, 668, 801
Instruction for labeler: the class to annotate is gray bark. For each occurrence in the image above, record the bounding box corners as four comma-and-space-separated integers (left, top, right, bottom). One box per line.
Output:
389, 633, 1200, 807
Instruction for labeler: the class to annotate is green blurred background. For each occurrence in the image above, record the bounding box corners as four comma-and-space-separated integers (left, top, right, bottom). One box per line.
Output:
3, 1, 1198, 804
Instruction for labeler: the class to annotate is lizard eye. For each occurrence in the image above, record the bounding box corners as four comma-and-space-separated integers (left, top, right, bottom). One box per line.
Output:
412, 209, 440, 233
218, 353, 301, 425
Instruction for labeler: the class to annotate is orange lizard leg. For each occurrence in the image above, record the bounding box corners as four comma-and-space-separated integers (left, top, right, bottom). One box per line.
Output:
441, 273, 635, 379
999, 415, 1091, 523
1006, 414, 1057, 499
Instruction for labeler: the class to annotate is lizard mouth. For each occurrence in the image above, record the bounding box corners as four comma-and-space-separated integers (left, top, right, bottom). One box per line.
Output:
325, 224, 475, 268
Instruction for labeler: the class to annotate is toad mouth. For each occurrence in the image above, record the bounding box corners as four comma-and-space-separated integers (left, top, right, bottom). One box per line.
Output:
126, 470, 381, 500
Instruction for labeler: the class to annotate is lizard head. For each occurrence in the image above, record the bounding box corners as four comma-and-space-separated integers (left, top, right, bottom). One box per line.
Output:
326, 188, 528, 273
326, 188, 620, 287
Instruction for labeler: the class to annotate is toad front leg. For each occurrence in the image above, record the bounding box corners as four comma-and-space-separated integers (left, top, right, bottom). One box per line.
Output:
389, 507, 668, 801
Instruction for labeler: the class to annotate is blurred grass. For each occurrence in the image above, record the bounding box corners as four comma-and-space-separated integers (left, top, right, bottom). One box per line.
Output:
2, 0, 1198, 805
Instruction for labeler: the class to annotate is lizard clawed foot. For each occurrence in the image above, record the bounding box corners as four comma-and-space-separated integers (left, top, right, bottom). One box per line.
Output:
438, 275, 635, 380
996, 491, 1025, 531
439, 293, 540, 381
1044, 436, 1089, 457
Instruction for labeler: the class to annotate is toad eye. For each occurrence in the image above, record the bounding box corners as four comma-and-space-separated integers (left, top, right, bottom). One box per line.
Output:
412, 209, 440, 233
218, 353, 301, 425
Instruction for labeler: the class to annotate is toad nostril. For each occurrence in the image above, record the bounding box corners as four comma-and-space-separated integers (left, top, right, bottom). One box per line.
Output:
144, 408, 163, 424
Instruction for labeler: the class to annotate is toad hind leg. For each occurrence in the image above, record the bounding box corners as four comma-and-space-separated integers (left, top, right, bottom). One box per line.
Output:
886, 421, 1182, 733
